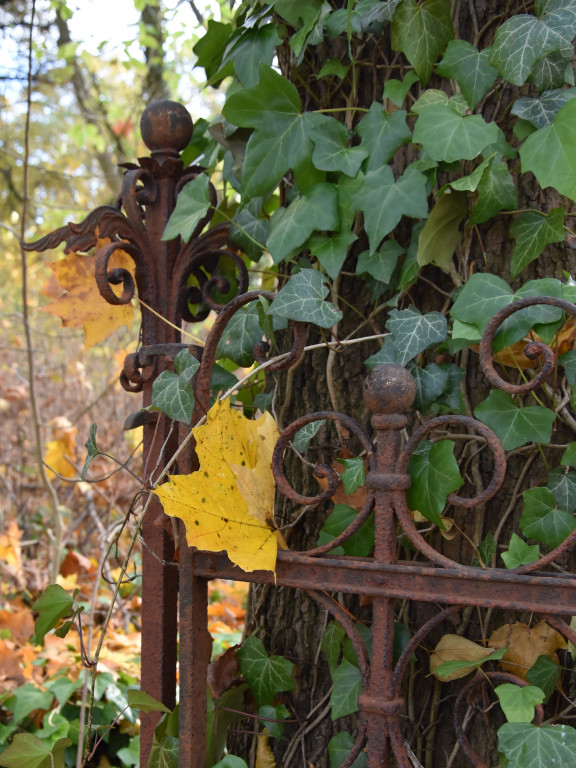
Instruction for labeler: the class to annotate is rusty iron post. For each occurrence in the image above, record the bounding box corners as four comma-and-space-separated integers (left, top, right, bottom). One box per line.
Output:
24, 99, 241, 763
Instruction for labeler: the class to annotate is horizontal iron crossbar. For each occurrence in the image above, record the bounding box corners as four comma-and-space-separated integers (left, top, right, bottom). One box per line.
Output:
192, 550, 576, 615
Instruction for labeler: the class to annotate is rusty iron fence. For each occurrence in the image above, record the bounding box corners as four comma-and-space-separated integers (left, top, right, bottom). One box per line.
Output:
26, 100, 576, 768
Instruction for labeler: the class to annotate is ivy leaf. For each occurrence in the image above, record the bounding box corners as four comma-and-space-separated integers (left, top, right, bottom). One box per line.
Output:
509, 209, 566, 277
267, 183, 339, 264
474, 391, 555, 451
520, 487, 576, 549
318, 59, 348, 79
321, 621, 346, 673
495, 684, 545, 723
237, 635, 295, 706
520, 98, 576, 201
469, 160, 518, 226
356, 104, 412, 171
512, 88, 576, 129
151, 349, 200, 424
526, 655, 560, 701
292, 419, 326, 453
269, 269, 342, 328
3, 684, 54, 725
309, 230, 358, 281
498, 723, 576, 768
162, 174, 211, 243
382, 71, 420, 108
216, 303, 264, 368
547, 467, 576, 512
409, 362, 449, 413
406, 440, 464, 526
356, 240, 405, 283
307, 115, 369, 176
561, 441, 576, 467
211, 757, 248, 768
230, 201, 270, 261
528, 47, 573, 90
317, 504, 375, 557
364, 336, 398, 369
413, 105, 502, 162
337, 458, 366, 495
353, 165, 428, 252
391, 0, 454, 85
331, 659, 363, 720
192, 20, 234, 82
81, 423, 99, 479
223, 64, 301, 129
436, 40, 498, 108
328, 731, 368, 768
127, 690, 171, 714
0, 734, 71, 768
32, 584, 75, 644
258, 704, 290, 740
226, 24, 283, 87
386, 306, 448, 365
501, 533, 541, 569
416, 190, 468, 272
490, 7, 576, 86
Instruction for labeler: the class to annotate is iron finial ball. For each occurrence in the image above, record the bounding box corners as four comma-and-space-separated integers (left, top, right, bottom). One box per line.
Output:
140, 100, 193, 157
363, 363, 416, 414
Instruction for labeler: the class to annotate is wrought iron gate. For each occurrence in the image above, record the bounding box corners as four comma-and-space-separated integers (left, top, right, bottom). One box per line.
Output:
26, 100, 576, 768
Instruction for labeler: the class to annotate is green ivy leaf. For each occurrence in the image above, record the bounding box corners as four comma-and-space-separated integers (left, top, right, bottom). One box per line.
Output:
0, 735, 71, 768
127, 690, 171, 714
192, 20, 234, 82
223, 64, 301, 129
328, 731, 368, 768
216, 303, 264, 368
434, 648, 507, 680
520, 99, 576, 201
561, 441, 576, 467
353, 166, 429, 252
161, 174, 211, 243
269, 269, 342, 328
151, 349, 200, 424
474, 391, 555, 451
364, 336, 398, 369
501, 533, 541, 569
230, 201, 270, 261
416, 190, 467, 272
490, 7, 576, 86
509, 208, 566, 277
526, 655, 560, 701
512, 88, 576, 129
258, 704, 290, 740
498, 722, 576, 768
292, 419, 326, 453
321, 621, 346, 673
382, 71, 420, 108
308, 115, 369, 176
406, 440, 464, 526
413, 105, 502, 162
547, 467, 576, 512
386, 306, 448, 365
469, 160, 518, 225
309, 231, 358, 281
356, 104, 412, 171
436, 40, 498, 108
520, 487, 576, 549
331, 659, 362, 720
409, 363, 449, 413
496, 684, 545, 723
318, 59, 348, 79
3, 684, 54, 726
356, 240, 405, 284
528, 47, 573, 90
211, 757, 248, 768
32, 584, 75, 644
391, 0, 454, 85
267, 183, 339, 264
237, 635, 295, 707
317, 504, 375, 557
226, 24, 283, 87
337, 458, 366, 495
81, 423, 99, 479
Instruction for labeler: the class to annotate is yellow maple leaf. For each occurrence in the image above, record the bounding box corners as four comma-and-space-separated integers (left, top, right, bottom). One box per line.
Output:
41, 238, 135, 350
44, 417, 77, 480
154, 398, 280, 574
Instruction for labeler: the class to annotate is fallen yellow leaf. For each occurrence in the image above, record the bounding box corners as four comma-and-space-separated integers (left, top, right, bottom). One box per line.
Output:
430, 634, 494, 681
256, 730, 276, 768
154, 398, 280, 573
41, 238, 135, 350
489, 620, 566, 680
